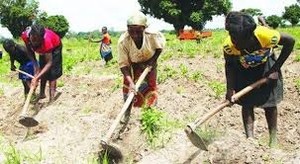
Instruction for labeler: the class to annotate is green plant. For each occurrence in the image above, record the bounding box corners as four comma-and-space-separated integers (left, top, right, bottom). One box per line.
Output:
295, 53, 300, 62
189, 71, 203, 82
158, 65, 178, 83
4, 143, 21, 164
141, 106, 163, 143
179, 64, 188, 77
208, 81, 226, 98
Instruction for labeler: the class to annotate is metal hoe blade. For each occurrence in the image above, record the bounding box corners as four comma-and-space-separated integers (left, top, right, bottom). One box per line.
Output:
19, 116, 39, 127
185, 125, 208, 151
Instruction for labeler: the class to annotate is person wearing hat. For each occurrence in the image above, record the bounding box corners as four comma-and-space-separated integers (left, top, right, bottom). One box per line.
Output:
117, 11, 166, 122
2, 39, 34, 98
223, 11, 295, 147
89, 26, 113, 65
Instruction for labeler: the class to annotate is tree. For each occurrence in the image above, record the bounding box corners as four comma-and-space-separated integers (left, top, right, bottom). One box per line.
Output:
37, 14, 69, 38
282, 4, 300, 26
0, 0, 39, 38
240, 8, 262, 17
138, 0, 231, 34
266, 15, 282, 29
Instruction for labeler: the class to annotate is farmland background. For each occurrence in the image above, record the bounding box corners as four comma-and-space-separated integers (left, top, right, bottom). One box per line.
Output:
0, 27, 299, 163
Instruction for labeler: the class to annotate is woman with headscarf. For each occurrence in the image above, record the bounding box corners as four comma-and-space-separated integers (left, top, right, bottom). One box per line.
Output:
117, 11, 166, 122
223, 11, 295, 147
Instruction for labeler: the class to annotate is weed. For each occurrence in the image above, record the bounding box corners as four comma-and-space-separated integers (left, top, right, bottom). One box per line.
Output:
295, 53, 300, 62
158, 65, 178, 83
189, 71, 203, 82
141, 106, 163, 144
179, 64, 188, 77
208, 81, 226, 98
111, 77, 122, 92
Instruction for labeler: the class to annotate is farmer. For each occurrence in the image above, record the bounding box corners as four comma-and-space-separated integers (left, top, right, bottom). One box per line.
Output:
117, 11, 166, 121
90, 26, 113, 64
2, 39, 34, 98
223, 11, 295, 147
21, 24, 63, 102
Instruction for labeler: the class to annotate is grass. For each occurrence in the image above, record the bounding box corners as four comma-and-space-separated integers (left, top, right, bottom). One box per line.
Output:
141, 106, 163, 144
208, 80, 226, 98
0, 135, 43, 163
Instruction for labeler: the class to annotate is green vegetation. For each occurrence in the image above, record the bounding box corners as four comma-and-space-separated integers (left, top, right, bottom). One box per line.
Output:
0, 135, 43, 163
208, 80, 226, 98
141, 106, 164, 144
138, 0, 231, 32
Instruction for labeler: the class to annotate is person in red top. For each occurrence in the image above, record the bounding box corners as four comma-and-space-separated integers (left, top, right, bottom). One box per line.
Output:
89, 26, 113, 64
21, 24, 63, 102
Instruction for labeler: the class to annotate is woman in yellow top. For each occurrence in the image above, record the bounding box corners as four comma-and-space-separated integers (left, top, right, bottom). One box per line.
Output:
117, 11, 165, 122
223, 11, 295, 147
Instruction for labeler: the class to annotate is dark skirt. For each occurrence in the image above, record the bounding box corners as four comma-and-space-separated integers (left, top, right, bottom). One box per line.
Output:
39, 44, 63, 81
234, 54, 283, 108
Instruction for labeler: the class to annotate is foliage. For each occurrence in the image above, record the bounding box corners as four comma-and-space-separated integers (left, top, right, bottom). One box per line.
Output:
266, 15, 282, 29
138, 0, 231, 33
208, 80, 226, 98
37, 14, 69, 38
0, 135, 42, 163
240, 8, 262, 16
141, 106, 163, 143
0, 0, 39, 38
282, 4, 300, 26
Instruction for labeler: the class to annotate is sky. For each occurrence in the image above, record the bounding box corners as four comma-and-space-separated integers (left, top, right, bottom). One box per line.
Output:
0, 0, 298, 38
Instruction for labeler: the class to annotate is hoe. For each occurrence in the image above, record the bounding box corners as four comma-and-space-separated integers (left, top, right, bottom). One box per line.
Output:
185, 77, 268, 150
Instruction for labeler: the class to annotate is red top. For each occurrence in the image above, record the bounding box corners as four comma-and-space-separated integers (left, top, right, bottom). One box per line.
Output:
102, 33, 111, 45
21, 28, 61, 54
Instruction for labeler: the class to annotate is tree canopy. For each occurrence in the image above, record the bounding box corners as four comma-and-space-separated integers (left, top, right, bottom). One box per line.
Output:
282, 4, 300, 26
266, 15, 282, 29
240, 8, 263, 16
0, 0, 39, 38
37, 13, 69, 38
138, 0, 231, 33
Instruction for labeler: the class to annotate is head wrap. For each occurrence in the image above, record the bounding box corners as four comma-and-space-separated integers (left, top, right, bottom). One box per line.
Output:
225, 11, 256, 38
127, 11, 148, 27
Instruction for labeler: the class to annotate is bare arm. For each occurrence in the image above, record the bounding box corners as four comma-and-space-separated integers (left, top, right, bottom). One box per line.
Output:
120, 66, 134, 87
35, 53, 52, 80
144, 48, 162, 67
267, 33, 295, 75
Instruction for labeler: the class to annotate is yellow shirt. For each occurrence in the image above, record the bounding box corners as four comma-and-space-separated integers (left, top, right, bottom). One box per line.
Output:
117, 30, 166, 68
223, 26, 281, 68
223, 26, 280, 56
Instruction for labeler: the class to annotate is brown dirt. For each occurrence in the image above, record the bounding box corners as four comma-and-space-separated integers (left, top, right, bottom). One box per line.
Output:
0, 52, 299, 163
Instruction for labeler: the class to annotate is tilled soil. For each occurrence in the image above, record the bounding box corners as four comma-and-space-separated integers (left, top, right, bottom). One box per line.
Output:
0, 54, 299, 163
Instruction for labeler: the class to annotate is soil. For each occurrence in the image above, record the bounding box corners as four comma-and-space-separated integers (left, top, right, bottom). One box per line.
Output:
0, 52, 299, 163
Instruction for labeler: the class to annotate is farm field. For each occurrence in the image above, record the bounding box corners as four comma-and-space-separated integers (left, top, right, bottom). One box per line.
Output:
0, 27, 300, 163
